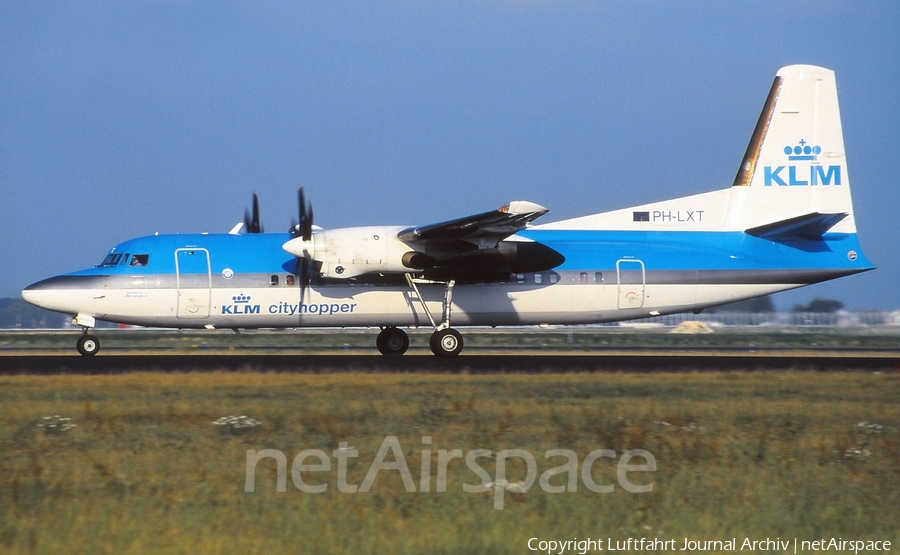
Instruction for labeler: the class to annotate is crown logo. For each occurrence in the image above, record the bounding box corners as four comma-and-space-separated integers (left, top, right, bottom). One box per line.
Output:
783, 139, 821, 161
233, 293, 251, 303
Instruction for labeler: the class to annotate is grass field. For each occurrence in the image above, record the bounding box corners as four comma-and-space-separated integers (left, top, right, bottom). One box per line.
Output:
1, 371, 898, 554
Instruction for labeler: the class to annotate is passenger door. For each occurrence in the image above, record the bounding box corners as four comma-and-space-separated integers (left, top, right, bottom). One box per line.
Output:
175, 248, 211, 319
616, 258, 645, 309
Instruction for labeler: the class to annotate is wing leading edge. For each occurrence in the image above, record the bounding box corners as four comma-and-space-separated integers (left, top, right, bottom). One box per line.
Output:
397, 201, 563, 281
398, 201, 549, 249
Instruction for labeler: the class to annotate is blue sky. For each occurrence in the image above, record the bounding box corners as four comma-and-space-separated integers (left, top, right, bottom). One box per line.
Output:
2, 1, 898, 310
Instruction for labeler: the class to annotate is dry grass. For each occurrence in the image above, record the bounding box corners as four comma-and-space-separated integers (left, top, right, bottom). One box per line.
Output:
1, 371, 898, 554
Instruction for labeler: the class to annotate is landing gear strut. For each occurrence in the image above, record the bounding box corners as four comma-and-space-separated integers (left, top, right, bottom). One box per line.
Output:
406, 275, 463, 357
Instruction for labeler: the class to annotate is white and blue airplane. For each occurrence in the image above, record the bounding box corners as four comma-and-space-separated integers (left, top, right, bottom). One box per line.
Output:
23, 65, 874, 357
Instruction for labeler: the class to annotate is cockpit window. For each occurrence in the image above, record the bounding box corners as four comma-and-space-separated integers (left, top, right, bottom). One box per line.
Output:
130, 254, 149, 267
98, 253, 149, 268
98, 253, 124, 267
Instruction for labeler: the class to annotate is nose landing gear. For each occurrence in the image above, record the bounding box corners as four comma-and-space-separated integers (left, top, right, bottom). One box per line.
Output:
76, 333, 100, 357
73, 314, 100, 357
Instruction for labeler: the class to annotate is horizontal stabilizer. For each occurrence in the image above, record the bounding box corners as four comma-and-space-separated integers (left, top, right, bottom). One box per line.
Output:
745, 212, 847, 241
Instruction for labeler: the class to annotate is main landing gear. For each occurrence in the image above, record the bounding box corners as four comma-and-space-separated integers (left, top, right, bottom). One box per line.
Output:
376, 326, 410, 356
429, 328, 463, 357
376, 326, 464, 357
386, 275, 463, 357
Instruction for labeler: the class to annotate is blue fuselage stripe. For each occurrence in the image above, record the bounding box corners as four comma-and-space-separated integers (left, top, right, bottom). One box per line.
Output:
519, 229, 871, 272
60, 228, 873, 281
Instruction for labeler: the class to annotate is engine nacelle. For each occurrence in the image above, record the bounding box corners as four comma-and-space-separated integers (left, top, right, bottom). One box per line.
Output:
283, 226, 414, 279
283, 225, 565, 280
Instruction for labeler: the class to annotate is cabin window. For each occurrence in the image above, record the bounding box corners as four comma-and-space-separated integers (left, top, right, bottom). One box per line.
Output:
516, 274, 526, 284
534, 273, 543, 284
270, 275, 279, 286
286, 275, 295, 286
549, 272, 560, 284
580, 272, 588, 284
130, 254, 149, 267
594, 272, 603, 283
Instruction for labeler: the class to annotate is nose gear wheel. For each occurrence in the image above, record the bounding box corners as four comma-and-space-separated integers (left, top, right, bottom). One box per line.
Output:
77, 333, 100, 357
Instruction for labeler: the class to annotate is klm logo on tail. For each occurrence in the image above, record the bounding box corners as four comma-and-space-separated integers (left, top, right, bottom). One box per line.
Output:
764, 140, 841, 187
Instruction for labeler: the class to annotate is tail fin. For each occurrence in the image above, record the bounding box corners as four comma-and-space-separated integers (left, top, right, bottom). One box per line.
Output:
725, 65, 856, 233
537, 65, 860, 234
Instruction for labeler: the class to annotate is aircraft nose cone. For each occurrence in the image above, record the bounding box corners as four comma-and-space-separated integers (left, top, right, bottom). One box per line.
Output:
22, 280, 50, 308
21, 275, 103, 314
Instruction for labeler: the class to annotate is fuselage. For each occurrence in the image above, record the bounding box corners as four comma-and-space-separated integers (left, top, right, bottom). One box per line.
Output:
17, 65, 878, 358
22, 227, 873, 330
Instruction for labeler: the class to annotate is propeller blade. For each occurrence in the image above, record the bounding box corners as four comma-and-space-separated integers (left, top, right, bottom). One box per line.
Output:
298, 187, 306, 224
289, 187, 315, 299
301, 187, 313, 240
291, 186, 314, 239
304, 203, 313, 240
244, 192, 263, 233
301, 257, 309, 296
291, 255, 310, 300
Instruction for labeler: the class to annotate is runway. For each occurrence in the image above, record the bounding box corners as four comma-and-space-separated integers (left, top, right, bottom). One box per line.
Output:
2, 349, 899, 374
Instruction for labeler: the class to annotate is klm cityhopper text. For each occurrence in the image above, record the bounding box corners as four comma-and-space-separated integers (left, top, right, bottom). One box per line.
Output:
221, 296, 358, 316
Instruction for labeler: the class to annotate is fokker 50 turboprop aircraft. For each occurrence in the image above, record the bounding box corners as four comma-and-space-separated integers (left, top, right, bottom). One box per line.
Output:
23, 65, 874, 357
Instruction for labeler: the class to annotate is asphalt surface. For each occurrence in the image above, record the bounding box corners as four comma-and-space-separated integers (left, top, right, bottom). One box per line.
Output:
2, 351, 899, 374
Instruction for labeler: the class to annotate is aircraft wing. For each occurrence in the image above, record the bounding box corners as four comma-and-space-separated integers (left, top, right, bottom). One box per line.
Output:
283, 198, 560, 280
397, 201, 549, 249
